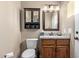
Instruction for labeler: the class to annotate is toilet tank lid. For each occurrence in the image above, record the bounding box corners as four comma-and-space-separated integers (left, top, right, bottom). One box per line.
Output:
27, 38, 38, 40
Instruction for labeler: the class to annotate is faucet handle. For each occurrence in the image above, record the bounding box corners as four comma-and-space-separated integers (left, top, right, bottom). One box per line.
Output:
49, 32, 53, 35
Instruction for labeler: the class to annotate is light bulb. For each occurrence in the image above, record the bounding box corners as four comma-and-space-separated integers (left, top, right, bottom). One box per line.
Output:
50, 6, 53, 10
55, 6, 60, 11
42, 5, 48, 12
49, 6, 54, 12
44, 5, 48, 9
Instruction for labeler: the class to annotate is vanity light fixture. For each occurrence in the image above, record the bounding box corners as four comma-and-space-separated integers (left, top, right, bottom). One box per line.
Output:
42, 5, 48, 12
42, 4, 60, 12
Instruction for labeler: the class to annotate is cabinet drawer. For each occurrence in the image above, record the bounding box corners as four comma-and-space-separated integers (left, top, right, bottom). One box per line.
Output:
42, 44, 55, 47
57, 40, 70, 46
42, 39, 56, 45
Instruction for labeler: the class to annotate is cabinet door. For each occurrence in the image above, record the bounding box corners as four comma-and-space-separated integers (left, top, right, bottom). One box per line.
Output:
56, 46, 70, 58
41, 46, 55, 58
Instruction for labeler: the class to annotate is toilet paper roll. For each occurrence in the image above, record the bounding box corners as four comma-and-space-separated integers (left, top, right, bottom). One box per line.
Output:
4, 52, 14, 58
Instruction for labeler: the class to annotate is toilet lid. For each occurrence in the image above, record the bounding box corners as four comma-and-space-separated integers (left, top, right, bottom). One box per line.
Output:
22, 49, 35, 58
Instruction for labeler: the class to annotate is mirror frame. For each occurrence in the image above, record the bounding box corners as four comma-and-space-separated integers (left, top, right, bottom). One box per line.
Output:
42, 11, 59, 31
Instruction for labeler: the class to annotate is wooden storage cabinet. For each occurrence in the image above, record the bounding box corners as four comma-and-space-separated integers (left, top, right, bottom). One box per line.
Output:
56, 46, 70, 58
40, 39, 70, 58
41, 39, 56, 58
41, 46, 55, 58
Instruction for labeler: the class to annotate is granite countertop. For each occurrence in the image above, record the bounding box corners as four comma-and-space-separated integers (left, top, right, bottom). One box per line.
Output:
39, 34, 70, 39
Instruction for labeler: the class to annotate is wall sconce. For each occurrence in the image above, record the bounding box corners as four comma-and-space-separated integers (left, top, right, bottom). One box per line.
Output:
42, 4, 60, 12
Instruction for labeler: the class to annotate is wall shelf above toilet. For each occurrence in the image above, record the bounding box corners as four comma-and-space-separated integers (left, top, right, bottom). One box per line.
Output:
24, 8, 40, 29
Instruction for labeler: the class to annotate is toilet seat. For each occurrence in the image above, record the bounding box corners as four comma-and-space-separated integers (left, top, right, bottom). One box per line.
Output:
21, 49, 35, 58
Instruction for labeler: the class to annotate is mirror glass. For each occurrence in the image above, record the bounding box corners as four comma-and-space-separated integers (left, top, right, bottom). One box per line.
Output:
33, 11, 39, 22
43, 11, 59, 31
26, 10, 31, 22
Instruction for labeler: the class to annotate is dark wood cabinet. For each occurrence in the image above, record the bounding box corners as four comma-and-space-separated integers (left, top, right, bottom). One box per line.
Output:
39, 39, 70, 58
24, 8, 40, 29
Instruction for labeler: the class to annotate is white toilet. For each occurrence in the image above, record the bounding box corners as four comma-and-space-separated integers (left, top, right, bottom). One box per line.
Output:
21, 38, 38, 58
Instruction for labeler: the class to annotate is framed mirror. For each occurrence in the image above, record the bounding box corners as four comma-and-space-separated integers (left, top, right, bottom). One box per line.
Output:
42, 11, 59, 31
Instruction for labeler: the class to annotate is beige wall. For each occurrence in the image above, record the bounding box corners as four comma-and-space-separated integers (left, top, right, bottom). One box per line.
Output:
21, 1, 61, 41
0, 2, 21, 57
60, 2, 75, 57
21, 1, 75, 57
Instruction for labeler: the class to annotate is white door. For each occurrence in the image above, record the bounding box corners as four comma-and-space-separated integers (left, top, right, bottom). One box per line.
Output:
75, 1, 79, 58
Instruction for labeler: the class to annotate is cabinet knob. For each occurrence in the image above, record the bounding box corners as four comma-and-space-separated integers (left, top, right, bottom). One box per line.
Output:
76, 31, 78, 34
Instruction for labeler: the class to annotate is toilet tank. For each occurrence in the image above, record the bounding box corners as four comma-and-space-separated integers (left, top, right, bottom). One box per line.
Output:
26, 38, 38, 49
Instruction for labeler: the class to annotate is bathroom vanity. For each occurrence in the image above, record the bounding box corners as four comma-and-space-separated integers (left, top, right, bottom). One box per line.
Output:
39, 35, 70, 58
